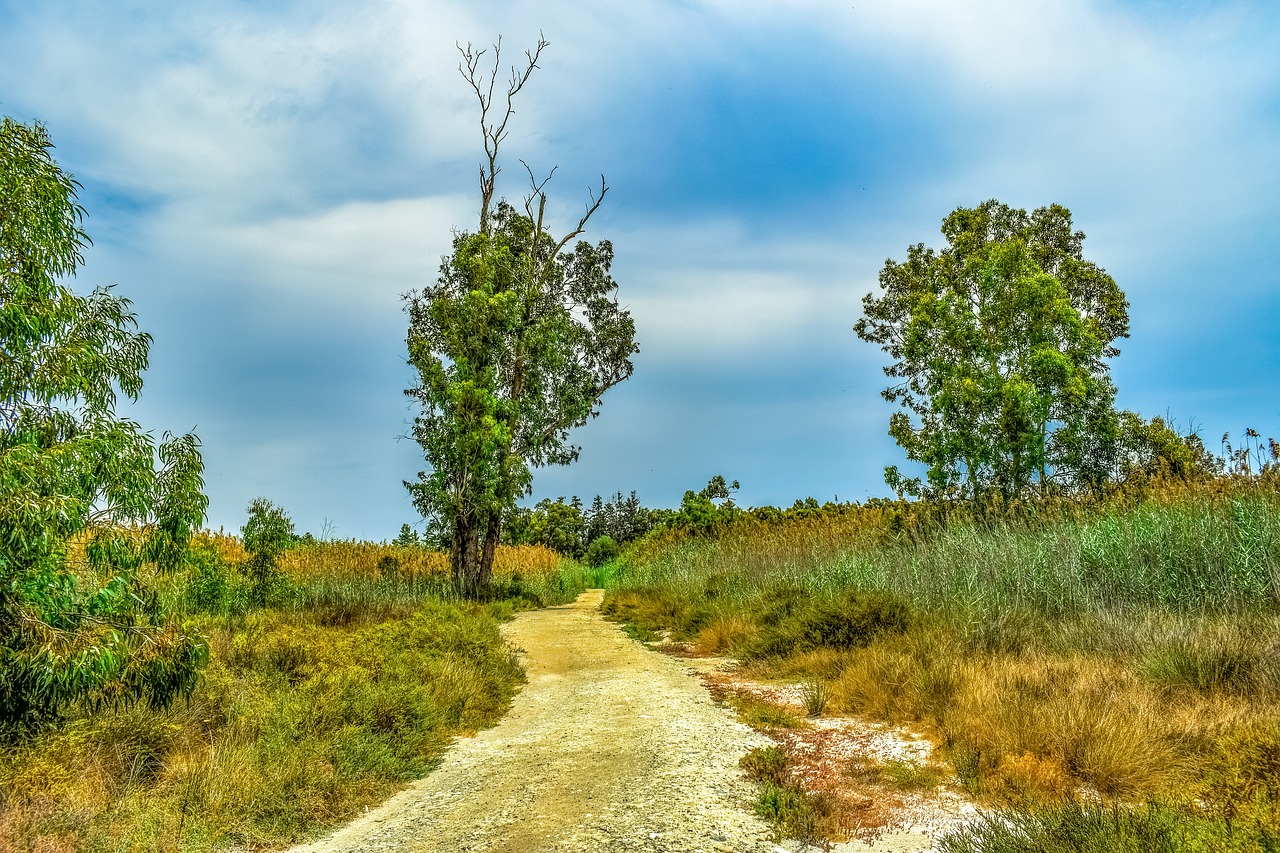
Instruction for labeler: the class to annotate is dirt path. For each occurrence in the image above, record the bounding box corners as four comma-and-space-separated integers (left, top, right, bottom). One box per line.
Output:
286, 590, 782, 853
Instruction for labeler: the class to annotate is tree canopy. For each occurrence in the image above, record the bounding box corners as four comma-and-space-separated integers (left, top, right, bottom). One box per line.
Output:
0, 117, 208, 735
855, 200, 1130, 500
405, 37, 637, 597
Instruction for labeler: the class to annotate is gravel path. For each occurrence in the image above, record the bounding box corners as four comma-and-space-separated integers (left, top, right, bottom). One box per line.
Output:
285, 590, 783, 853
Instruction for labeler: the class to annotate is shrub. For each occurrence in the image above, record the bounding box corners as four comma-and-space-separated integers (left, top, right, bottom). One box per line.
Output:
692, 616, 758, 654
801, 679, 829, 716
585, 535, 620, 567
743, 590, 911, 660
184, 541, 239, 615
241, 499, 295, 606
740, 745, 788, 785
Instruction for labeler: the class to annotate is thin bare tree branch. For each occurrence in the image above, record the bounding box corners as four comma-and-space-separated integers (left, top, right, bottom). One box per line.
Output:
457, 33, 548, 236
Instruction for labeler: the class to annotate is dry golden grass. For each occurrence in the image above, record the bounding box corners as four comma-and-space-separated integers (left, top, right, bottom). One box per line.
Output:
182, 530, 563, 584
0, 600, 526, 852
825, 636, 1280, 809
277, 540, 561, 582
692, 615, 758, 654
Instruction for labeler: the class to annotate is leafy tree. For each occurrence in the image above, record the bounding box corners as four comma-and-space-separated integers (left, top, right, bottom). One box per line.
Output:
405, 37, 637, 597
855, 200, 1130, 500
392, 523, 421, 547
0, 117, 208, 735
672, 476, 741, 535
584, 535, 619, 567
524, 496, 586, 557
240, 498, 294, 605
1116, 413, 1218, 483
586, 493, 607, 543
584, 490, 656, 546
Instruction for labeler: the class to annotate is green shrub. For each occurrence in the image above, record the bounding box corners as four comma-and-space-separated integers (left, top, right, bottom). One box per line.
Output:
743, 590, 911, 660
1138, 626, 1280, 696
741, 745, 789, 785
754, 780, 820, 841
184, 542, 239, 615
585, 535, 620, 567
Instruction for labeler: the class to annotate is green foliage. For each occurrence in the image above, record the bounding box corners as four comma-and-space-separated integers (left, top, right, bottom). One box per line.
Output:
615, 484, 1280, 619
800, 678, 829, 716
241, 498, 295, 607
729, 693, 809, 729
741, 745, 789, 785
1137, 625, 1280, 696
584, 490, 659, 545
182, 541, 239, 615
404, 39, 636, 598
507, 490, 663, 557
392, 523, 421, 547
0, 597, 527, 850
740, 745, 831, 843
743, 590, 911, 660
939, 801, 1279, 853
856, 200, 1130, 499
0, 117, 207, 737
521, 497, 587, 557
584, 535, 619, 567
1117, 413, 1219, 483
672, 476, 742, 535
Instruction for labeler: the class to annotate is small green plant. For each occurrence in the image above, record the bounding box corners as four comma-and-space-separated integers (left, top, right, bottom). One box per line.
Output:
741, 745, 789, 784
880, 759, 944, 791
801, 678, 829, 716
846, 755, 945, 791
947, 741, 987, 796
621, 622, 661, 643
754, 780, 821, 842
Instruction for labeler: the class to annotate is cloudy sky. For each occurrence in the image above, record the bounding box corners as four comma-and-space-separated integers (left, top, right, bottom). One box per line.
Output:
3, 1, 1278, 539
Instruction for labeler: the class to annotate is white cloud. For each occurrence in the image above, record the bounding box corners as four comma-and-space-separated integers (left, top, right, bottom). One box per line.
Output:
143, 193, 474, 314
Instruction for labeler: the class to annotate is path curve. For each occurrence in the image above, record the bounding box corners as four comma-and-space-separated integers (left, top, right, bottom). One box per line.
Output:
286, 590, 781, 853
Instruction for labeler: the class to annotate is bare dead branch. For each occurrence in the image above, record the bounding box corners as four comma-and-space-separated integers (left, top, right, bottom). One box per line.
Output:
549, 175, 609, 259
457, 33, 549, 235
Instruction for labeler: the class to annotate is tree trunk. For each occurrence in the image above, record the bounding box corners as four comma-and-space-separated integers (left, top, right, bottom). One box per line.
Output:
452, 516, 484, 599
479, 510, 500, 593
450, 512, 502, 600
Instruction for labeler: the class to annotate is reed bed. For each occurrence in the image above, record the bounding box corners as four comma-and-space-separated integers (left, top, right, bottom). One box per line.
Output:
605, 479, 1280, 848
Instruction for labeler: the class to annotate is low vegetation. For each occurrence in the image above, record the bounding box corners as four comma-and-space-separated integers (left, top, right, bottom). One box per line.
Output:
603, 476, 1280, 849
0, 535, 588, 852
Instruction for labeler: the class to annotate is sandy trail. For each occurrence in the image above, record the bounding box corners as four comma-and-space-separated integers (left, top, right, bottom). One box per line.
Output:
285, 590, 781, 853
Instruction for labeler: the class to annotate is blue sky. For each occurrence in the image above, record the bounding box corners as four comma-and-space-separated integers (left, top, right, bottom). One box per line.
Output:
2, 1, 1278, 539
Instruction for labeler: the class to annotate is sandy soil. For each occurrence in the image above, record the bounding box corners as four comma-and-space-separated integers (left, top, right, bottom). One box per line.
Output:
285, 590, 780, 853
284, 590, 973, 853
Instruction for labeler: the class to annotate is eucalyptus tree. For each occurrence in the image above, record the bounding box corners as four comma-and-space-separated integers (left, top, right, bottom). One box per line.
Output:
405, 37, 637, 597
855, 200, 1130, 500
1, 117, 208, 734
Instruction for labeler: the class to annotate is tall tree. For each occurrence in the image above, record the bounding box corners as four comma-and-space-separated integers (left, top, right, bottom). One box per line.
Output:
855, 200, 1129, 500
0, 117, 208, 735
405, 37, 637, 597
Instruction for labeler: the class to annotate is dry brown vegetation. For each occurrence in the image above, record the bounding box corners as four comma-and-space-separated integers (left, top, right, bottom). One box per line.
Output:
0, 537, 585, 852
606, 478, 1280, 849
